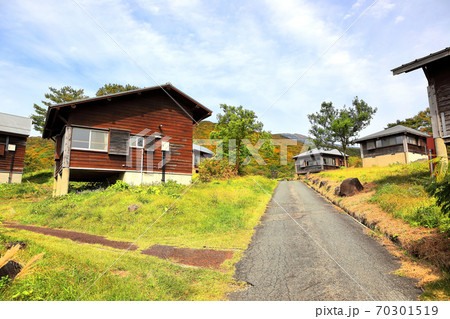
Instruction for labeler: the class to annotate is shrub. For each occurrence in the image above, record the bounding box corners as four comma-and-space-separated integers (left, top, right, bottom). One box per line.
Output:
198, 159, 238, 182
426, 175, 450, 217
108, 180, 130, 191
348, 156, 362, 168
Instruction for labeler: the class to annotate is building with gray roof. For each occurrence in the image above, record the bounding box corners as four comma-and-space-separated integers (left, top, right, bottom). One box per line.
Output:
0, 112, 32, 183
292, 148, 348, 174
355, 125, 429, 167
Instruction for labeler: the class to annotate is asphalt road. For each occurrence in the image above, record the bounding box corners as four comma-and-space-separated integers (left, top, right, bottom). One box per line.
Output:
228, 181, 422, 301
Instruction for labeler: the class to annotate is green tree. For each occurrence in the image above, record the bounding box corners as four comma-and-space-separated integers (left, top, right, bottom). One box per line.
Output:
308, 97, 377, 167
386, 108, 431, 133
210, 104, 271, 173
96, 83, 140, 96
30, 86, 88, 133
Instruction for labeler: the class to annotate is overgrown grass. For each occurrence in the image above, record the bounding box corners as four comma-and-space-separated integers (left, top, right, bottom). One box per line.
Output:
2, 176, 276, 249
0, 231, 233, 301
0, 175, 277, 300
318, 162, 450, 233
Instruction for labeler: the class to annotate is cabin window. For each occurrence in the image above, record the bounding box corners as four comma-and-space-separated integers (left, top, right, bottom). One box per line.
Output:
323, 157, 336, 166
366, 141, 376, 150
72, 127, 108, 151
375, 136, 403, 148
407, 136, 418, 145
130, 136, 144, 148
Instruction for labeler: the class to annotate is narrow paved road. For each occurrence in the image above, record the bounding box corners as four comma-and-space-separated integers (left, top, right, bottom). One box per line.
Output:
228, 181, 422, 301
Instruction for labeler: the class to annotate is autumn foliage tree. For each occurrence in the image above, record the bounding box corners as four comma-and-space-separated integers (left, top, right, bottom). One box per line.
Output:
386, 108, 431, 133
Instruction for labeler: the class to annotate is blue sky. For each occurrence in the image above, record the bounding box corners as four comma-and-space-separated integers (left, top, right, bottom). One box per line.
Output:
0, 0, 449, 137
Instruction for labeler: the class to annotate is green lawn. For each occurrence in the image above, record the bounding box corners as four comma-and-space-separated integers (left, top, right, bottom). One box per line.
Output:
0, 175, 277, 300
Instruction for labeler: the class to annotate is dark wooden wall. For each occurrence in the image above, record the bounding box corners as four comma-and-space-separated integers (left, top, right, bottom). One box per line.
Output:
0, 134, 27, 173
66, 90, 194, 174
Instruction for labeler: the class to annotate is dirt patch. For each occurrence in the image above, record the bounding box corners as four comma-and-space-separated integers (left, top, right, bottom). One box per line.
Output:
141, 245, 233, 270
3, 222, 137, 251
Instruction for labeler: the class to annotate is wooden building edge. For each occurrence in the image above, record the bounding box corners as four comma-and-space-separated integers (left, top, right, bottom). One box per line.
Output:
0, 112, 32, 183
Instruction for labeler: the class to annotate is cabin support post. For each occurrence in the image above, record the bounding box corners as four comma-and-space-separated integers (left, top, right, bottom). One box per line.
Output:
435, 137, 448, 179
53, 126, 72, 196
58, 168, 70, 195
402, 135, 409, 164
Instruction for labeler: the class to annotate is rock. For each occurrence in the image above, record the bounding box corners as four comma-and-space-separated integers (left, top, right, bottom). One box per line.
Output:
0, 260, 22, 280
339, 178, 364, 197
334, 187, 340, 196
319, 181, 328, 188
5, 241, 27, 250
326, 185, 331, 192
128, 204, 140, 212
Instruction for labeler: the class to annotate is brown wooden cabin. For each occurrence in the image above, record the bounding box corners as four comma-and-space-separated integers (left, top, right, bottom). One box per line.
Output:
293, 148, 347, 174
392, 48, 450, 144
0, 112, 32, 183
354, 125, 429, 167
42, 84, 212, 196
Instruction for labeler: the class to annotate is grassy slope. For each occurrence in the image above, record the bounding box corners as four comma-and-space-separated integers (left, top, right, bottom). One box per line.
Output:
0, 175, 277, 300
317, 162, 449, 232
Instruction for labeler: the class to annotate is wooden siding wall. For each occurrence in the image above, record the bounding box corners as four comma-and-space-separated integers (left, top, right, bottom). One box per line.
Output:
67, 91, 194, 174
0, 134, 27, 173
434, 68, 450, 136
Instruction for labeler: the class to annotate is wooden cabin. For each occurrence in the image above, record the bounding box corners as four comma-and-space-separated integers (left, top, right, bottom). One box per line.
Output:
42, 84, 212, 196
192, 144, 214, 173
293, 148, 347, 175
0, 112, 32, 183
355, 125, 429, 167
392, 48, 450, 144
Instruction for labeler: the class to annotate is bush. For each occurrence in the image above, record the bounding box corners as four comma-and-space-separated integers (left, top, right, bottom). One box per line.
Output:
348, 156, 362, 168
198, 159, 238, 182
426, 175, 450, 217
108, 180, 130, 191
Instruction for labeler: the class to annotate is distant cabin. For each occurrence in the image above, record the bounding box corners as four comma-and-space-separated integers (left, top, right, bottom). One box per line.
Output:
354, 125, 429, 167
42, 84, 212, 196
192, 144, 214, 172
0, 112, 32, 183
293, 148, 347, 175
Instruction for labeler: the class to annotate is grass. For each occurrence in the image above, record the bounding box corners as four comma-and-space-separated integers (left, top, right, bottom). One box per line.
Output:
318, 162, 450, 233
0, 175, 277, 300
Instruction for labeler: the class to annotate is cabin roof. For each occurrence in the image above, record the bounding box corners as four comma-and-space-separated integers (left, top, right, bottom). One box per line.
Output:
0, 112, 32, 137
43, 83, 212, 138
292, 148, 348, 159
391, 47, 450, 75
193, 144, 214, 155
354, 125, 430, 143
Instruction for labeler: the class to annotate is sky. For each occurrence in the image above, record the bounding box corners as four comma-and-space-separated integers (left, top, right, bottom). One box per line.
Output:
0, 0, 449, 138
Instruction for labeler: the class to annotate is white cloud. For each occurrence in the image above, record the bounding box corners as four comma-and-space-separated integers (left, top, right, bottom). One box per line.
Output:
395, 15, 405, 23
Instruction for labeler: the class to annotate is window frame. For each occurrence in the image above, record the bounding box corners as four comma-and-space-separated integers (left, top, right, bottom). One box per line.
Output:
129, 135, 145, 149
71, 127, 109, 152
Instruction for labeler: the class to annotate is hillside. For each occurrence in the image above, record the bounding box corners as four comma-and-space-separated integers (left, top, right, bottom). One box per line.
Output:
23, 137, 55, 173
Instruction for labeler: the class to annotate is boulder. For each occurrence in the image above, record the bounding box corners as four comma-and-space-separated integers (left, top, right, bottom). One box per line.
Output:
128, 204, 140, 212
0, 260, 22, 280
339, 178, 364, 197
